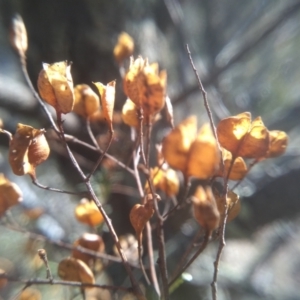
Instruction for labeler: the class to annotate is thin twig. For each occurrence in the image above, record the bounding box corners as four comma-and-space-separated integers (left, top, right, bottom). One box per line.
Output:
137, 110, 168, 298
0, 275, 130, 292
49, 108, 144, 298
132, 149, 144, 199
145, 123, 152, 167
49, 116, 145, 297
145, 221, 160, 296
157, 216, 169, 300
185, 45, 221, 151
64, 134, 135, 176
211, 209, 228, 300
132, 141, 160, 296
170, 229, 203, 282
37, 249, 53, 282
232, 159, 259, 191
169, 230, 210, 287
20, 59, 59, 134
86, 118, 100, 150
186, 44, 229, 300
86, 130, 114, 181
30, 175, 85, 196
18, 29, 145, 300
0, 129, 13, 140
137, 238, 151, 285
56, 112, 87, 181
85, 182, 145, 299
164, 177, 191, 218
2, 224, 126, 264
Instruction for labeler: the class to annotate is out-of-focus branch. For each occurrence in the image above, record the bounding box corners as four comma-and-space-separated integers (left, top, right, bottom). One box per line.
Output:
173, 1, 300, 106
0, 274, 130, 292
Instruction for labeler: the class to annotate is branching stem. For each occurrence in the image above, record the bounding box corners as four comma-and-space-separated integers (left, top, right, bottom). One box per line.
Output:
169, 230, 210, 287
86, 129, 114, 181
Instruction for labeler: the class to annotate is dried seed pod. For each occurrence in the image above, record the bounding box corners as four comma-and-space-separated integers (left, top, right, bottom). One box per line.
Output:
217, 112, 251, 154
0, 174, 23, 216
8, 124, 50, 177
113, 32, 134, 63
93, 81, 116, 131
58, 257, 95, 285
129, 194, 154, 243
37, 61, 74, 114
238, 117, 269, 158
162, 116, 197, 173
146, 167, 179, 197
192, 186, 220, 232
75, 198, 104, 227
73, 84, 100, 119
186, 123, 220, 179
123, 56, 167, 124
72, 233, 105, 265
217, 112, 270, 159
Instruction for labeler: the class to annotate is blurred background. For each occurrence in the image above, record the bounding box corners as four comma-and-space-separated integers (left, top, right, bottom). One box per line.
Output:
1, 0, 300, 299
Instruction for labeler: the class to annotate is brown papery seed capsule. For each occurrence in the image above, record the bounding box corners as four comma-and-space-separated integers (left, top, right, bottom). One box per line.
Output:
192, 186, 220, 233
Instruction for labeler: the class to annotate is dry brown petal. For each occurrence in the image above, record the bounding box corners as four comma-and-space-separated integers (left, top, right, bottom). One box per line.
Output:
75, 198, 104, 227
186, 123, 220, 179
113, 32, 134, 63
58, 257, 95, 285
162, 116, 197, 173
8, 124, 50, 176
266, 130, 288, 158
192, 186, 220, 232
73, 84, 100, 118
37, 61, 74, 114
